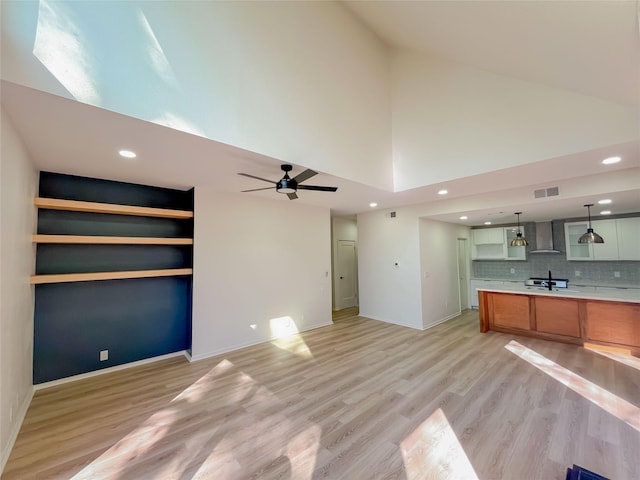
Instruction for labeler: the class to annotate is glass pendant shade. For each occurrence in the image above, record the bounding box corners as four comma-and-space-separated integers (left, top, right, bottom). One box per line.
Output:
509, 212, 528, 246
577, 204, 604, 244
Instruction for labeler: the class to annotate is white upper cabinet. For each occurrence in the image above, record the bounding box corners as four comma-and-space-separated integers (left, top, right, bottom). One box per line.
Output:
471, 226, 526, 260
590, 219, 619, 260
565, 222, 591, 260
616, 217, 640, 260
565, 217, 639, 261
504, 226, 527, 260
472, 228, 505, 245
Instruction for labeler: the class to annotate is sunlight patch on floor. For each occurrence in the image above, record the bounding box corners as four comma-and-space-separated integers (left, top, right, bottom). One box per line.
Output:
584, 343, 640, 372
70, 407, 179, 479
271, 316, 314, 359
401, 408, 479, 480
70, 358, 321, 479
171, 358, 234, 403
506, 340, 640, 432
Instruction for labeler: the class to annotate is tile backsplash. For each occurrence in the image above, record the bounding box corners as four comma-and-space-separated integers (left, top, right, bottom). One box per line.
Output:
472, 219, 640, 286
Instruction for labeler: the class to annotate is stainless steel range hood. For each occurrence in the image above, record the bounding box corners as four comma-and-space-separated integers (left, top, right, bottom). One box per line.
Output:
530, 222, 561, 253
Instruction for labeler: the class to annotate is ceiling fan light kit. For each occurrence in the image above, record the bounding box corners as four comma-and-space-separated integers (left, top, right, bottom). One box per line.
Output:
239, 164, 337, 200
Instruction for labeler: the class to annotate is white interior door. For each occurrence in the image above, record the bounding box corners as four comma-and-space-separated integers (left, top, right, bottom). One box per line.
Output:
336, 240, 357, 310
457, 238, 469, 310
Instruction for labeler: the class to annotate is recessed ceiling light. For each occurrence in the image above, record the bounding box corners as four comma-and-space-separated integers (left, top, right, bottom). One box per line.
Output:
118, 149, 137, 158
438, 189, 448, 195
459, 216, 468, 220
600, 210, 611, 215
602, 156, 621, 165
598, 199, 612, 205
369, 202, 378, 208
484, 221, 492, 225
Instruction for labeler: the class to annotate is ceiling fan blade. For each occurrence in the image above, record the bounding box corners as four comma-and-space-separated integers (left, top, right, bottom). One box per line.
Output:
238, 173, 276, 184
293, 168, 317, 184
241, 187, 275, 193
297, 184, 338, 192
287, 192, 299, 200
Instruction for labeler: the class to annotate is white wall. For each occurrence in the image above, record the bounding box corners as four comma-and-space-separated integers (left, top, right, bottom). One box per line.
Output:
357, 208, 423, 329
331, 216, 358, 310
0, 107, 37, 472
1, 1, 393, 191
419, 219, 470, 328
358, 207, 471, 330
391, 50, 639, 191
191, 190, 332, 360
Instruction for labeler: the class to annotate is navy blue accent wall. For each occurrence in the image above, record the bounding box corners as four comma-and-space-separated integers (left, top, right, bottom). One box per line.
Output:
39, 171, 194, 210
38, 210, 193, 237
34, 278, 190, 384
33, 172, 194, 383
36, 245, 192, 274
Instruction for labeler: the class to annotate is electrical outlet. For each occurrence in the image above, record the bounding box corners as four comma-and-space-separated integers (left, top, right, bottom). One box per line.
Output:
510, 268, 515, 274
614, 271, 620, 278
575, 271, 581, 277
100, 350, 109, 361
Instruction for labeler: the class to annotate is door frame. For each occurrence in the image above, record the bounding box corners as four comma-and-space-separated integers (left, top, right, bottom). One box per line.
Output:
334, 239, 358, 311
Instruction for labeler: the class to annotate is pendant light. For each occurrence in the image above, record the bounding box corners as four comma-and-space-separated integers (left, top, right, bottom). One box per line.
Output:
510, 212, 528, 246
578, 204, 604, 244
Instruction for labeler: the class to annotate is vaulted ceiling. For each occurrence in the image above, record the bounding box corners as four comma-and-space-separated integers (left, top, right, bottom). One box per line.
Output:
1, 1, 638, 225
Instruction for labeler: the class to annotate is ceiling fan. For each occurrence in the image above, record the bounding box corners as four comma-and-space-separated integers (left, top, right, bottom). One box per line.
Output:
238, 164, 338, 200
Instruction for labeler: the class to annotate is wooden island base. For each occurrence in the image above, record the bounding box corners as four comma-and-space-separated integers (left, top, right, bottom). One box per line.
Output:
479, 290, 640, 356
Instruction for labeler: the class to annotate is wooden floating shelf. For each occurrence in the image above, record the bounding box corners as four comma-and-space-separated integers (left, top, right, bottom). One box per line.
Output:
33, 235, 193, 245
30, 268, 193, 285
34, 197, 193, 219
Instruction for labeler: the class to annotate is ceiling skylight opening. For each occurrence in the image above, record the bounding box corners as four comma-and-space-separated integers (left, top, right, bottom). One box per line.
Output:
598, 199, 612, 205
600, 210, 612, 215
602, 156, 621, 165
438, 189, 448, 195
119, 149, 137, 159
33, 0, 100, 104
459, 216, 468, 220
369, 202, 378, 208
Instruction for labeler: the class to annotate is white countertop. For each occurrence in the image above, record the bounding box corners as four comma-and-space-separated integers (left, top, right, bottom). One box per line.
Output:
476, 283, 640, 304
471, 277, 640, 289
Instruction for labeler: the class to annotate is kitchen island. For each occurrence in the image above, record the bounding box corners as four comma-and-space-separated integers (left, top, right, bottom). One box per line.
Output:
478, 284, 640, 355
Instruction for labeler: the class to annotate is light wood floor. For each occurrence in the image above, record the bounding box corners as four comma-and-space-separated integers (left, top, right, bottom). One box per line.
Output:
4, 310, 639, 479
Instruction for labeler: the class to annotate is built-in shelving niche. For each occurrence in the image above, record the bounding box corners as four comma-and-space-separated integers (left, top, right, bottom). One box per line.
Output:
33, 172, 194, 384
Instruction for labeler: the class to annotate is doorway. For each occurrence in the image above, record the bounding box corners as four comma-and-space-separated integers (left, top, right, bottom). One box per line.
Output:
457, 238, 469, 310
336, 239, 358, 310
331, 216, 358, 312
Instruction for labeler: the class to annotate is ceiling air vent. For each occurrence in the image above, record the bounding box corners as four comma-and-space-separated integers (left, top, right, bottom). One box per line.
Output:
534, 186, 560, 199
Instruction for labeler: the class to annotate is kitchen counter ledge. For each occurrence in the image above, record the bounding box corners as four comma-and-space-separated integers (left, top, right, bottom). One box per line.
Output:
477, 283, 640, 304
471, 277, 640, 290
478, 286, 640, 355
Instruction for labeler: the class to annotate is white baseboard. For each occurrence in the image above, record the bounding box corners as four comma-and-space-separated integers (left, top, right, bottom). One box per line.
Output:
422, 311, 461, 330
1, 387, 34, 475
189, 321, 333, 362
34, 351, 189, 391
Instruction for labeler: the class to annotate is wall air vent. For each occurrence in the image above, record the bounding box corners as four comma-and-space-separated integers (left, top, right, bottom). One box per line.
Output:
534, 186, 560, 199
389, 211, 397, 218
